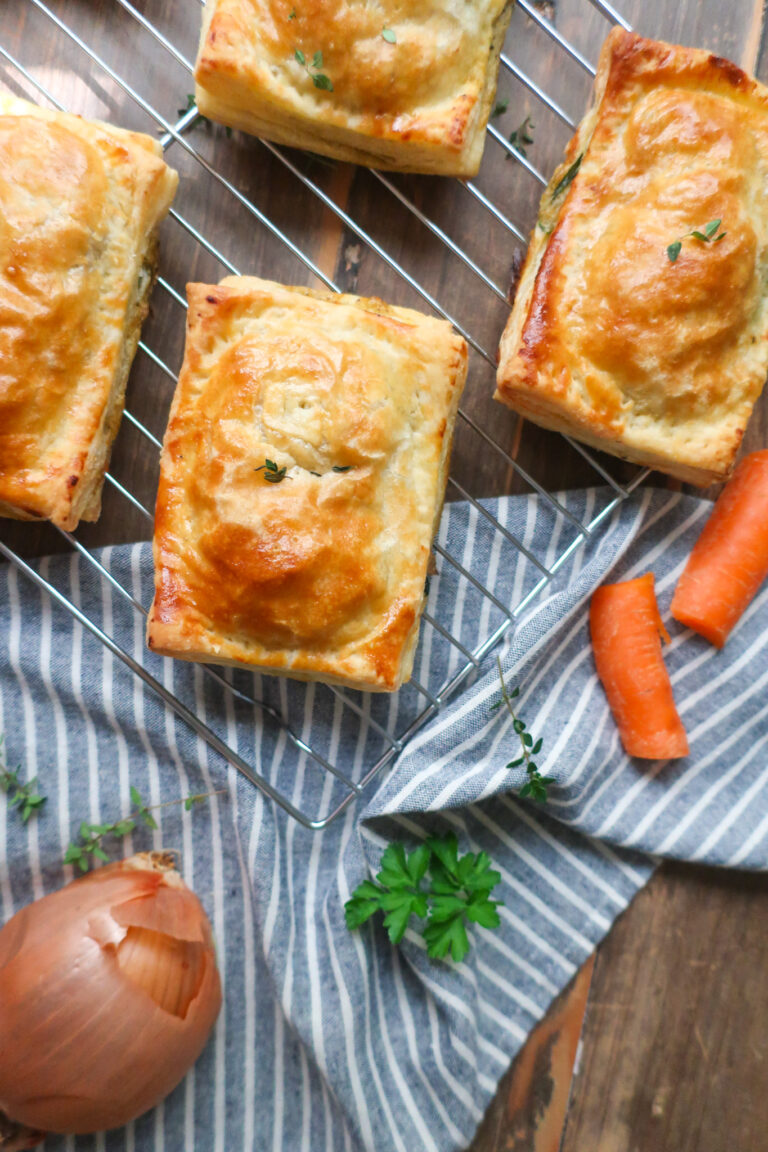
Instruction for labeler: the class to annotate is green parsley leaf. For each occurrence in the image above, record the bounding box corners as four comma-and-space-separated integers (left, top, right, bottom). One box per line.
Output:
667, 241, 682, 263
294, 48, 306, 65
381, 27, 397, 43
491, 98, 509, 119
345, 833, 503, 963
312, 73, 334, 91
424, 912, 470, 963
288, 6, 296, 16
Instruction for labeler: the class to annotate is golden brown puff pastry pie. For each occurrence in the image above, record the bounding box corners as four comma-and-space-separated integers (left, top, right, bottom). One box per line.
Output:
193, 0, 512, 176
0, 96, 178, 531
146, 276, 468, 691
496, 29, 768, 487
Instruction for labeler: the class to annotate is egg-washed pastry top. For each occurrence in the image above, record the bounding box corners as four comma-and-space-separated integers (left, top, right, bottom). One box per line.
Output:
496, 29, 768, 486
147, 277, 468, 692
193, 0, 512, 176
0, 96, 178, 531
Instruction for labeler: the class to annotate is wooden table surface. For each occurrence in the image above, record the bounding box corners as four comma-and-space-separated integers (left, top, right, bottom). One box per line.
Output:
2, 2, 767, 1150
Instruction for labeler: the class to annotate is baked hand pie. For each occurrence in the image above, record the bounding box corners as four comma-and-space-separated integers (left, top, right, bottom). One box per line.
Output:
193, 0, 512, 176
0, 96, 178, 531
147, 277, 468, 691
496, 29, 768, 486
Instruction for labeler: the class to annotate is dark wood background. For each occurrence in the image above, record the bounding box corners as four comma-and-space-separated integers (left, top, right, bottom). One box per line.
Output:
1, 2, 767, 1150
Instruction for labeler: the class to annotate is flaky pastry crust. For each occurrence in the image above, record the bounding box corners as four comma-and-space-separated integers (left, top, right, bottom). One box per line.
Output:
496, 29, 768, 486
193, 0, 511, 176
0, 97, 178, 530
147, 277, 468, 691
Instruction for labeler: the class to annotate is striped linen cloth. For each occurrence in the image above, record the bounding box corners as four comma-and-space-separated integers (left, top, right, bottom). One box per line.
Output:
1, 486, 766, 1152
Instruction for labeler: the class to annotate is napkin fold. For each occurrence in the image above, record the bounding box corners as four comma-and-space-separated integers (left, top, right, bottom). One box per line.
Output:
1, 487, 766, 1152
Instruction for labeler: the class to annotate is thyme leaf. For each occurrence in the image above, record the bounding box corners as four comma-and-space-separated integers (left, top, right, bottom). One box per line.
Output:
494, 657, 555, 802
550, 152, 583, 200
667, 219, 726, 263
507, 115, 535, 159
255, 458, 289, 483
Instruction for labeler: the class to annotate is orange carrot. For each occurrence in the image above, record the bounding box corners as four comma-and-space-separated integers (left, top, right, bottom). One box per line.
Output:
671, 451, 768, 648
590, 573, 688, 760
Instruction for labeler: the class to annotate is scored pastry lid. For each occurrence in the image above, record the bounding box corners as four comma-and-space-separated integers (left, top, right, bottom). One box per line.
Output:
496, 29, 768, 486
147, 276, 468, 691
193, 0, 512, 175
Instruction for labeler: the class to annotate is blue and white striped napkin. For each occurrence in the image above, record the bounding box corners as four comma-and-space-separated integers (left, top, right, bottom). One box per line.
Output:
1, 486, 766, 1152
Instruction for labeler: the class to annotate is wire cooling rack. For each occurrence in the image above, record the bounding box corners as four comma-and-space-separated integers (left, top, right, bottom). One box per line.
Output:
0, 0, 644, 828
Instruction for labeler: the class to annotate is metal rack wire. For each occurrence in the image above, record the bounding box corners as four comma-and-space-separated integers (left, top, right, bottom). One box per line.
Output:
0, 0, 643, 828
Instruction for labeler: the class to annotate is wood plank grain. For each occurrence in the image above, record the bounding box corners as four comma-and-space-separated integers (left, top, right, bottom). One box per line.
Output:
560, 863, 768, 1152
469, 957, 594, 1152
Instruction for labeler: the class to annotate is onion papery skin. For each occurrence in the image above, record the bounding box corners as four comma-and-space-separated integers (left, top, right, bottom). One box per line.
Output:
0, 853, 221, 1134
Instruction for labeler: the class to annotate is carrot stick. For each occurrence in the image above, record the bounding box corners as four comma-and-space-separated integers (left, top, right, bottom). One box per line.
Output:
590, 573, 688, 760
671, 451, 768, 648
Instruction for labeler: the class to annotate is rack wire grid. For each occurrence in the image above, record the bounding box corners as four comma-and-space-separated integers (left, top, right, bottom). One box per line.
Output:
0, 0, 645, 829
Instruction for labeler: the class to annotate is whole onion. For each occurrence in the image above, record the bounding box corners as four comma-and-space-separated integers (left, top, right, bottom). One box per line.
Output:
0, 852, 221, 1141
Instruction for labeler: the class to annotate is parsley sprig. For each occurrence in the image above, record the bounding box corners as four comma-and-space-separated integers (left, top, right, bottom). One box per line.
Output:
0, 739, 46, 824
345, 833, 502, 963
492, 657, 554, 801
507, 115, 534, 159
294, 49, 333, 91
255, 458, 289, 483
64, 786, 223, 872
667, 219, 726, 264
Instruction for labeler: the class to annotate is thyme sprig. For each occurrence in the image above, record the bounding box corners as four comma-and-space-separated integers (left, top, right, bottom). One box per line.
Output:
667, 219, 726, 264
177, 94, 232, 138
492, 657, 554, 802
64, 786, 224, 872
507, 115, 535, 159
255, 458, 289, 483
0, 738, 46, 824
294, 49, 333, 91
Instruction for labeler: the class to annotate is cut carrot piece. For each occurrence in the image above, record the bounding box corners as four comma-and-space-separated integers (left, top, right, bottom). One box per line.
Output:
671, 451, 768, 648
590, 573, 688, 760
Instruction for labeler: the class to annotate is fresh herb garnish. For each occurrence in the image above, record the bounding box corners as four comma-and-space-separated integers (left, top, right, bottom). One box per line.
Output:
507, 115, 534, 159
332, 465, 352, 472
294, 49, 334, 91
491, 98, 509, 119
345, 833, 502, 963
667, 218, 726, 263
550, 152, 583, 200
0, 739, 46, 824
381, 27, 397, 43
64, 786, 223, 872
288, 6, 296, 16
177, 94, 232, 137
255, 458, 289, 483
492, 657, 554, 802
